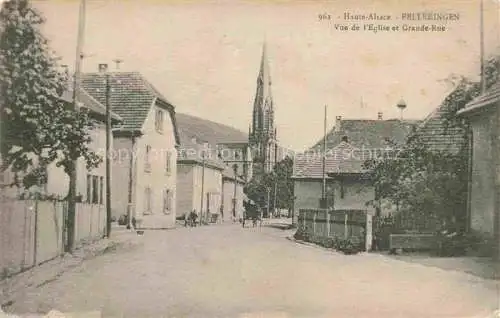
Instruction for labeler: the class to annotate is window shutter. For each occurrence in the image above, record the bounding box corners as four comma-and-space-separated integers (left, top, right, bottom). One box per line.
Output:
145, 145, 151, 172
86, 174, 92, 203
165, 151, 171, 174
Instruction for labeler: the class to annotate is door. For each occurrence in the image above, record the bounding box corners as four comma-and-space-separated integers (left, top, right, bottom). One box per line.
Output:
365, 214, 373, 251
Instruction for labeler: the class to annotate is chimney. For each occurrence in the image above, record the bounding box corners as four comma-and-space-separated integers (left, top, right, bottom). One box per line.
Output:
98, 63, 108, 73
335, 116, 342, 132
377, 112, 383, 120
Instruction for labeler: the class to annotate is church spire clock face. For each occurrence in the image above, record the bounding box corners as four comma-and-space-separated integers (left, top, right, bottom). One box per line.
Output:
249, 42, 278, 176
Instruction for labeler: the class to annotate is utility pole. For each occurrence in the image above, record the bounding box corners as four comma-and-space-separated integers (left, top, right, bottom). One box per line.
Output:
480, 0, 486, 94
200, 150, 206, 225
266, 186, 270, 218
321, 105, 327, 208
67, 0, 86, 252
232, 164, 238, 220
273, 176, 278, 217
103, 64, 112, 238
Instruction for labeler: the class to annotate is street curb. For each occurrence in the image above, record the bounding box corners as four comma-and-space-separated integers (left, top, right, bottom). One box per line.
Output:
286, 236, 342, 254
0, 232, 140, 310
370, 253, 500, 282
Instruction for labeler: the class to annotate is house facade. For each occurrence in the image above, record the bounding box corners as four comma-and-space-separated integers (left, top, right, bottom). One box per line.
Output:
1, 88, 122, 205
292, 115, 418, 225
457, 82, 500, 259
176, 138, 225, 222
293, 142, 376, 220
82, 71, 180, 229
175, 113, 250, 222
221, 165, 245, 222
175, 113, 254, 182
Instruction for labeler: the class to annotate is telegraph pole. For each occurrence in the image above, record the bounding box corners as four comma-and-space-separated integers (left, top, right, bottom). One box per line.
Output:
103, 64, 112, 238
266, 186, 270, 218
67, 0, 86, 252
200, 151, 206, 225
232, 164, 238, 220
321, 105, 327, 207
480, 0, 486, 94
273, 178, 278, 218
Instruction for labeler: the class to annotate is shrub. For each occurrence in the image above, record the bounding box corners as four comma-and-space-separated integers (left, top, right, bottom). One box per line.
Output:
318, 237, 335, 248
334, 237, 363, 255
293, 226, 310, 242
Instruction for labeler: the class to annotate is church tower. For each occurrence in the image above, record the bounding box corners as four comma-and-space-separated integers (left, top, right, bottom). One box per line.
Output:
249, 43, 278, 177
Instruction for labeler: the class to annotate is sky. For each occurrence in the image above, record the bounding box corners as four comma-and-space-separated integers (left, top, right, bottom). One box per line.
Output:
33, 0, 500, 151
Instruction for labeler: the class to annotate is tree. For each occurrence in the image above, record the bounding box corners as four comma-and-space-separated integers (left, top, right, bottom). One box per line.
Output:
271, 156, 294, 212
0, 0, 101, 252
243, 156, 295, 216
365, 54, 500, 233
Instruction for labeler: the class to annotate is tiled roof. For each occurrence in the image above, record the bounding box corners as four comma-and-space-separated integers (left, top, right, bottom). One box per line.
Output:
81, 72, 171, 131
61, 88, 122, 121
293, 142, 372, 178
458, 81, 500, 115
295, 119, 417, 179
177, 137, 227, 170
412, 97, 466, 154
176, 113, 248, 145
310, 119, 418, 151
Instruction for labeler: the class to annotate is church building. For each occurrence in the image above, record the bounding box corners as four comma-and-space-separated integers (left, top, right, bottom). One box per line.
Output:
248, 43, 280, 178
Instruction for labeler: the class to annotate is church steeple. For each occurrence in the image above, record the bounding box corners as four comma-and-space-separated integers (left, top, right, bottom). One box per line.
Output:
252, 42, 274, 136
249, 42, 277, 176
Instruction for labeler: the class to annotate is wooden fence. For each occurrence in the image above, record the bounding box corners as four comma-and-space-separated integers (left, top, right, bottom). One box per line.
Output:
0, 198, 106, 279
298, 209, 373, 251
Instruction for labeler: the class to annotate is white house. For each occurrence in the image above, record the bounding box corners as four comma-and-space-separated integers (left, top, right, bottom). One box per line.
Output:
1, 87, 122, 203
176, 137, 225, 223
221, 165, 246, 222
81, 70, 181, 229
292, 115, 418, 224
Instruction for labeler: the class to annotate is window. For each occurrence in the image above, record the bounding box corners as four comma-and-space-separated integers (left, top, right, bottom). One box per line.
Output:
165, 151, 172, 175
163, 189, 172, 214
144, 187, 152, 214
155, 109, 164, 133
86, 175, 92, 202
92, 176, 99, 204
340, 180, 345, 199
86, 174, 104, 205
99, 176, 104, 204
145, 145, 151, 172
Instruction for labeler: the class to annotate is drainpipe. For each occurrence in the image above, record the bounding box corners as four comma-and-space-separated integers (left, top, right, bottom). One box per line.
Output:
127, 135, 136, 229
494, 105, 500, 260
466, 124, 473, 233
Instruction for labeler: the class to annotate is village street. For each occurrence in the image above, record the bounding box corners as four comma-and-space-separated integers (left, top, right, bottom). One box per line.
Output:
5, 222, 499, 318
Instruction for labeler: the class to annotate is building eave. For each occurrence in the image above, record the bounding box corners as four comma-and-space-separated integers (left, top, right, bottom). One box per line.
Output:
177, 158, 226, 171
112, 129, 143, 138
457, 99, 499, 117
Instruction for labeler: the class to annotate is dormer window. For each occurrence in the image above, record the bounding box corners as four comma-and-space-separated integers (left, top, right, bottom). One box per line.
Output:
155, 109, 164, 133
341, 136, 348, 143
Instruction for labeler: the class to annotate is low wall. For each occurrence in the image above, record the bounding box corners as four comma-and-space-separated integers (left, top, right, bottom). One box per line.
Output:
298, 208, 372, 251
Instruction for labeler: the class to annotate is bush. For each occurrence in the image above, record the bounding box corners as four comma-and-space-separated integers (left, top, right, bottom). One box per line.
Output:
334, 237, 363, 255
318, 237, 335, 248
293, 226, 310, 242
